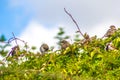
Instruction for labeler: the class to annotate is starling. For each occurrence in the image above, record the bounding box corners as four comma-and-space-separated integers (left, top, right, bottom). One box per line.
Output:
11, 45, 19, 56
40, 43, 49, 54
105, 42, 116, 51
60, 40, 70, 50
6, 45, 19, 59
103, 25, 117, 38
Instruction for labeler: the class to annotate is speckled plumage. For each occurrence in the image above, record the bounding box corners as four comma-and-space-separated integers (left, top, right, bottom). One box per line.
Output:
104, 25, 117, 38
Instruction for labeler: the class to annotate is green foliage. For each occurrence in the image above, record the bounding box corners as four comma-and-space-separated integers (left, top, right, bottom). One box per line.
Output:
1, 28, 120, 80
0, 34, 9, 57
54, 27, 70, 46
0, 34, 6, 42
0, 44, 9, 57
74, 33, 81, 42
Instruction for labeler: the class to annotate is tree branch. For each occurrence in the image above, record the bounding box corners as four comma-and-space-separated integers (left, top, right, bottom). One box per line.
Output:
64, 8, 84, 38
12, 32, 18, 46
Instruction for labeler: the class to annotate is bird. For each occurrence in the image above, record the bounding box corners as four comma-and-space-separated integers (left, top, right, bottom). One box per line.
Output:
105, 42, 116, 51
60, 40, 70, 50
80, 33, 90, 45
103, 25, 117, 38
5, 45, 19, 59
40, 43, 49, 54
84, 33, 90, 40
11, 45, 20, 56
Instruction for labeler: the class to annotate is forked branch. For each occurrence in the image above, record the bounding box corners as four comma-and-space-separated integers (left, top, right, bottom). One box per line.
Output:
64, 8, 84, 38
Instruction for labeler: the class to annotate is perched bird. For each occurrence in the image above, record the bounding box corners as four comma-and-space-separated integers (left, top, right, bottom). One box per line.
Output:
105, 42, 116, 51
84, 33, 90, 40
40, 43, 49, 54
60, 40, 70, 50
103, 25, 117, 38
80, 33, 90, 45
6, 45, 20, 59
11, 45, 20, 56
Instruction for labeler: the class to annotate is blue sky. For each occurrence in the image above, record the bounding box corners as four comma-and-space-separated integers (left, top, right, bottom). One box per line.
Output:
0, 0, 31, 39
1, 0, 120, 50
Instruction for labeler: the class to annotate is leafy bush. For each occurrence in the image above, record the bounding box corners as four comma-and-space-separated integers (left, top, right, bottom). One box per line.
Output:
1, 28, 120, 80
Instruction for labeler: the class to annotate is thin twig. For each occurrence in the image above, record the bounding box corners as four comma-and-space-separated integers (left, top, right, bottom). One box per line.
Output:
12, 32, 18, 46
6, 37, 26, 45
64, 8, 84, 38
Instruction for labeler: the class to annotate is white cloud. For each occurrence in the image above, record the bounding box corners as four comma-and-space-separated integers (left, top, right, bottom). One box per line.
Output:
17, 20, 113, 49
18, 20, 59, 51
8, 0, 120, 51
18, 20, 84, 51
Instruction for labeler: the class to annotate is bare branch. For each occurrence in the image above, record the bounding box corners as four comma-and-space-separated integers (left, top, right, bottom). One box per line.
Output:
12, 32, 18, 46
6, 37, 27, 45
64, 8, 84, 38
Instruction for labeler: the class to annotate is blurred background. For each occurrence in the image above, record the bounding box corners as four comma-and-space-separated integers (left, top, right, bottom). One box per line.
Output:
0, 0, 120, 50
